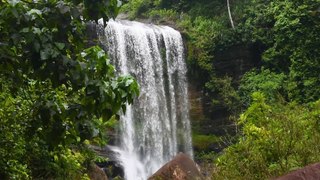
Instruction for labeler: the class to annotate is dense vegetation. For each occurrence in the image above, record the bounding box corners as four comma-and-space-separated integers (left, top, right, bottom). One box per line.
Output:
214, 93, 320, 179
1, 0, 319, 179
0, 0, 139, 179
121, 0, 320, 179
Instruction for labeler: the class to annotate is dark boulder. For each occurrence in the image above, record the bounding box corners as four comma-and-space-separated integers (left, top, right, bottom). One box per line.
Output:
88, 163, 109, 180
148, 153, 202, 180
275, 163, 320, 180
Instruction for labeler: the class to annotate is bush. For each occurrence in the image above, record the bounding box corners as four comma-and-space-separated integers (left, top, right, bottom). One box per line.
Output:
213, 92, 320, 179
148, 9, 179, 23
0, 80, 30, 179
206, 76, 240, 112
238, 68, 286, 106
121, 0, 161, 19
192, 133, 220, 152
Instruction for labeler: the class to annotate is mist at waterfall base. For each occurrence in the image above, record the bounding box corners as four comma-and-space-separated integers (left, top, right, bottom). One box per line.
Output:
103, 20, 193, 180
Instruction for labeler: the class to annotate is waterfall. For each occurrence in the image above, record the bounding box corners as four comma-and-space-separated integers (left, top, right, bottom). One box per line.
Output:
104, 20, 193, 180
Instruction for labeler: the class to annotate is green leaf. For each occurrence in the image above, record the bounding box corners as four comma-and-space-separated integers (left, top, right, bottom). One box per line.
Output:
20, 28, 29, 33
57, 2, 71, 14
8, 0, 20, 6
55, 42, 65, 50
40, 50, 49, 60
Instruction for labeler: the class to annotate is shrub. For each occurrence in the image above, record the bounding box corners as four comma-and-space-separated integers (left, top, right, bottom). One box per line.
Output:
148, 9, 179, 23
213, 93, 320, 179
238, 68, 287, 106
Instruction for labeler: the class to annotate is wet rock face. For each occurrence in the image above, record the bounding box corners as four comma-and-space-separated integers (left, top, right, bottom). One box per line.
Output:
213, 44, 262, 83
275, 163, 320, 180
188, 43, 262, 153
148, 153, 202, 180
203, 44, 262, 132
90, 145, 124, 179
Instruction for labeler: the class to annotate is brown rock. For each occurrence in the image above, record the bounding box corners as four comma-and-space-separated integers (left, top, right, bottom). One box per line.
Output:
88, 163, 108, 180
148, 153, 203, 180
275, 163, 320, 180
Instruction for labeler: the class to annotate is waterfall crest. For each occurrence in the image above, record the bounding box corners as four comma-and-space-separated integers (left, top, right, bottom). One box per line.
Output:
104, 20, 193, 180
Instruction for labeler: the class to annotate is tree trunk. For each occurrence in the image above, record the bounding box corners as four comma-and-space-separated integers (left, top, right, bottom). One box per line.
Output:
227, 0, 235, 29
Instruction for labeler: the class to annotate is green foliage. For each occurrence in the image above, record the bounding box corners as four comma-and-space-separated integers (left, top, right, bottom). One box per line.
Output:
238, 68, 286, 106
213, 93, 320, 179
121, 0, 147, 18
195, 151, 217, 163
192, 133, 220, 151
179, 16, 227, 85
48, 147, 88, 179
241, 0, 320, 103
121, 0, 161, 19
148, 9, 179, 23
0, 79, 30, 179
0, 0, 139, 178
206, 76, 240, 111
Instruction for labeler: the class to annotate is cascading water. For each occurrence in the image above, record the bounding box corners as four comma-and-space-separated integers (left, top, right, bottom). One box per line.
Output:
104, 20, 193, 180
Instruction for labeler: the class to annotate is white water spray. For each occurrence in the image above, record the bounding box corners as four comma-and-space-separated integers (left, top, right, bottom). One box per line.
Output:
104, 20, 193, 180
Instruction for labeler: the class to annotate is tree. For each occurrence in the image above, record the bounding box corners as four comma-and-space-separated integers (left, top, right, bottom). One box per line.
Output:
242, 0, 320, 103
0, 0, 139, 178
226, 0, 234, 29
